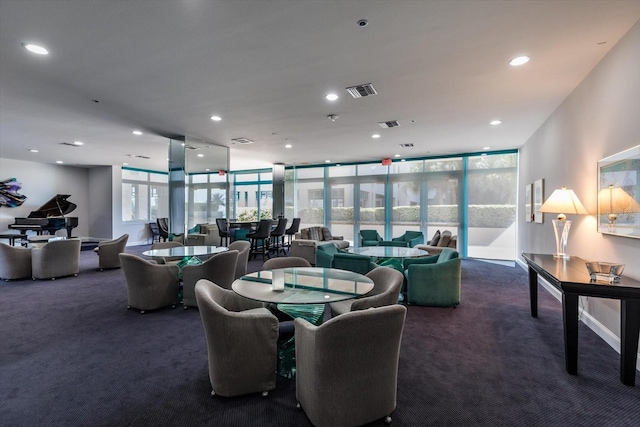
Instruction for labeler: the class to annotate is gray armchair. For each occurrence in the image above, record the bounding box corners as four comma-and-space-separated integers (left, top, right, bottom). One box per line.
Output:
182, 250, 239, 309
119, 253, 180, 313
195, 279, 278, 397
295, 304, 407, 426
31, 238, 81, 280
262, 256, 311, 270
228, 240, 250, 279
94, 234, 128, 270
329, 266, 403, 316
0, 243, 32, 281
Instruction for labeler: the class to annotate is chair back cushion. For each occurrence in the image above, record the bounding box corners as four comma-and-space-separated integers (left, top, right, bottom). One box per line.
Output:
437, 230, 452, 247
429, 230, 441, 246
321, 227, 333, 241
307, 226, 323, 241
437, 248, 459, 262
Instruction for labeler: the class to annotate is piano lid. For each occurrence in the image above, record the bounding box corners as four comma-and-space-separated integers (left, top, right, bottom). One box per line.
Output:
28, 194, 77, 218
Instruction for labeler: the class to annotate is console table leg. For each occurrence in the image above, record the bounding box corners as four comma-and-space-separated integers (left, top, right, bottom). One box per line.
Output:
620, 299, 640, 386
528, 266, 538, 318
563, 292, 579, 375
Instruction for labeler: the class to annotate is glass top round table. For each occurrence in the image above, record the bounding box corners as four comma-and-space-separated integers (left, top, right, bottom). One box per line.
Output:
141, 245, 228, 258
232, 267, 374, 304
346, 246, 429, 259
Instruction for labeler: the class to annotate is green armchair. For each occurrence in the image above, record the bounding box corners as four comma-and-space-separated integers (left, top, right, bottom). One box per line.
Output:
358, 230, 383, 247
316, 243, 341, 268
404, 248, 461, 307
332, 253, 378, 275
390, 231, 424, 248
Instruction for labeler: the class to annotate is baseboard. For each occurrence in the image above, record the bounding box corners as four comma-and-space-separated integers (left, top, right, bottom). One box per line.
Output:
515, 259, 640, 371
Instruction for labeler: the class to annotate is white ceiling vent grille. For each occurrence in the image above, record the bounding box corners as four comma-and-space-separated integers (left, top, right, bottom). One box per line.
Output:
231, 137, 254, 145
59, 142, 81, 147
346, 83, 377, 98
126, 154, 150, 159
378, 120, 400, 128
184, 144, 199, 150
399, 143, 414, 148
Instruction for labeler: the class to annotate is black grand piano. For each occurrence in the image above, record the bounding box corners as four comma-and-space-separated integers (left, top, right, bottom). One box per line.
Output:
9, 194, 79, 238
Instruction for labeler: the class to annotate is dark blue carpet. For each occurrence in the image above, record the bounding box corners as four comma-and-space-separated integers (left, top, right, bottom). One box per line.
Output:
1, 246, 639, 426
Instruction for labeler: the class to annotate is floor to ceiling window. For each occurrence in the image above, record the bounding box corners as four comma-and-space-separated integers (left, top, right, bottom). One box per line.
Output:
186, 172, 227, 227
122, 168, 168, 223
285, 151, 517, 260
230, 169, 273, 221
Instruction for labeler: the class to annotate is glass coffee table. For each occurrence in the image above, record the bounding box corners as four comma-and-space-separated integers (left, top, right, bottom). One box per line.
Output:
232, 267, 373, 378
346, 246, 429, 259
141, 245, 228, 258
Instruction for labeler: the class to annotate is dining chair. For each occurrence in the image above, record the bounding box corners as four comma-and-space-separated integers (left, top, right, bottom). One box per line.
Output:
295, 304, 407, 426
182, 250, 239, 309
94, 234, 128, 270
329, 266, 403, 316
119, 253, 180, 314
195, 279, 278, 397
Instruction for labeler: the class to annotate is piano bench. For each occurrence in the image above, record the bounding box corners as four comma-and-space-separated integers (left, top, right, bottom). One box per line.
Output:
0, 233, 28, 246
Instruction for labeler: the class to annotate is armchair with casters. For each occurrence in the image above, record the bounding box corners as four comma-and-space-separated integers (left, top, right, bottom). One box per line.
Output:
295, 304, 407, 427
182, 250, 239, 309
94, 234, 128, 270
228, 240, 250, 279
262, 256, 311, 270
119, 253, 180, 313
329, 266, 403, 317
358, 229, 383, 247
31, 238, 81, 280
331, 253, 378, 275
404, 248, 461, 307
195, 279, 278, 398
0, 243, 32, 281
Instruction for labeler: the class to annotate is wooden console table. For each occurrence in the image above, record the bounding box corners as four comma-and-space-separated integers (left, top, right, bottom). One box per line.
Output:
522, 253, 640, 386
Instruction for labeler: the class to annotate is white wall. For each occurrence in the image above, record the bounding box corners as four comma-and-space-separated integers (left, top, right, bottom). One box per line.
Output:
518, 21, 640, 344
0, 159, 90, 237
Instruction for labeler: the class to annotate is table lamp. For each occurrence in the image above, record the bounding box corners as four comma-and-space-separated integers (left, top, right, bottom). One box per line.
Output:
538, 186, 587, 259
598, 184, 640, 232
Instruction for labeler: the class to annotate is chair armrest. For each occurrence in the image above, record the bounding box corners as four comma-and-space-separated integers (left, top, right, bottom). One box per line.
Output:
402, 255, 438, 270
330, 236, 344, 241
408, 235, 425, 247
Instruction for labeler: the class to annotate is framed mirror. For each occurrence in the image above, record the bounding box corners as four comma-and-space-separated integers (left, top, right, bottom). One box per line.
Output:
597, 145, 640, 238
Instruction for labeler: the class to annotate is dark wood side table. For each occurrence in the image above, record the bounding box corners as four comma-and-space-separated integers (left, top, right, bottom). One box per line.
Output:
522, 253, 640, 386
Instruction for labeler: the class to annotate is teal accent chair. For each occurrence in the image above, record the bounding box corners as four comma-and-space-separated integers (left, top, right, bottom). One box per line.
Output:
316, 243, 341, 268
404, 248, 461, 307
331, 253, 378, 275
358, 230, 383, 247
390, 231, 424, 248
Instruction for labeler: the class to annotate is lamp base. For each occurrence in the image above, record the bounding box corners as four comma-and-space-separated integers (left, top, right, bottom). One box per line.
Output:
551, 219, 572, 260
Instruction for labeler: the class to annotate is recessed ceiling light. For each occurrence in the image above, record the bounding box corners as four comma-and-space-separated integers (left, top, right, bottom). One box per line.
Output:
490, 120, 502, 126
483, 146, 491, 150
325, 160, 331, 163
394, 154, 401, 158
55, 160, 64, 164
401, 159, 406, 162
22, 43, 49, 55
509, 56, 530, 66
72, 141, 84, 146
205, 168, 210, 171
197, 153, 204, 157
28, 149, 39, 153
285, 144, 292, 148
210, 115, 222, 121
325, 93, 339, 101
122, 162, 128, 166
132, 130, 143, 135
372, 134, 381, 139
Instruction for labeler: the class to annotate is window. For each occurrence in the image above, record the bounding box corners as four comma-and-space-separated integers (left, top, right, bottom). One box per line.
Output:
122, 169, 168, 222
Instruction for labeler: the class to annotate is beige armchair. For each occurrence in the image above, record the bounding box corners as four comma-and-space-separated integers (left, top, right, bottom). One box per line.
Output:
195, 279, 278, 397
119, 253, 180, 313
295, 304, 407, 426
94, 234, 128, 270
181, 250, 239, 309
262, 256, 311, 270
31, 238, 81, 280
228, 240, 250, 279
0, 243, 32, 281
329, 266, 403, 317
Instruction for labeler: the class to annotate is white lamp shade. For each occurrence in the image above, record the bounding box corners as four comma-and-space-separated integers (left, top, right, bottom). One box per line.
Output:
539, 187, 588, 215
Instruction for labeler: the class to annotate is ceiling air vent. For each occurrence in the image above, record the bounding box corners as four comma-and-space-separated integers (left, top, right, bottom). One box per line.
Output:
231, 137, 254, 145
126, 154, 150, 159
346, 83, 377, 98
399, 143, 414, 148
184, 145, 199, 150
378, 120, 400, 128
59, 142, 81, 147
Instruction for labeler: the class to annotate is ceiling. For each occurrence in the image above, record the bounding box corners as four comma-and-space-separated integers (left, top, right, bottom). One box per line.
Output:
1, 1, 639, 173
